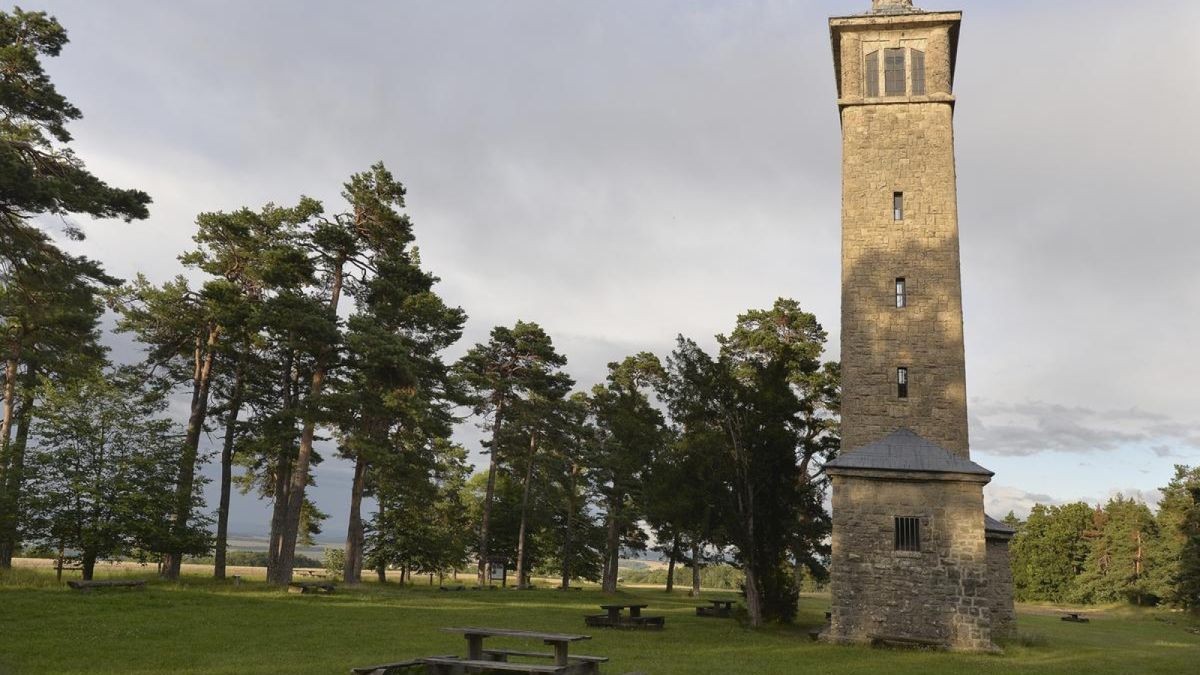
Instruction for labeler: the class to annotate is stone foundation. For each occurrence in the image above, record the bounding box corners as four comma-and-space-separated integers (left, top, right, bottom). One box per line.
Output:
985, 534, 1016, 639
824, 470, 996, 652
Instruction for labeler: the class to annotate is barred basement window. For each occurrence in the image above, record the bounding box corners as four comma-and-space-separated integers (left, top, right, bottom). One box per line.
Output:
893, 192, 904, 221
895, 277, 907, 308
884, 48, 906, 96
865, 50, 880, 97
911, 49, 926, 95
897, 367, 908, 398
895, 516, 921, 552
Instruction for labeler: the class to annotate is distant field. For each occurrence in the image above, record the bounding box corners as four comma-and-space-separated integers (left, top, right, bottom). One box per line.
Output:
1, 566, 1197, 674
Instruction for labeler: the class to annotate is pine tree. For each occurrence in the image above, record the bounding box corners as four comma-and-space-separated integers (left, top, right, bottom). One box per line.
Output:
452, 321, 571, 586
1074, 497, 1157, 604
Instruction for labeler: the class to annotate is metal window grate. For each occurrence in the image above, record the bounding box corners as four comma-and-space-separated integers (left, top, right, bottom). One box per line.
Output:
895, 277, 907, 308
884, 48, 905, 96
897, 367, 908, 398
865, 51, 880, 97
895, 516, 921, 552
893, 192, 903, 221
910, 49, 926, 95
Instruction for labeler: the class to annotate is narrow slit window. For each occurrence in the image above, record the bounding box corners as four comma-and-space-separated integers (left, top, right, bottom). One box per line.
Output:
897, 367, 908, 398
895, 516, 921, 552
893, 192, 904, 221
884, 48, 906, 96
865, 50, 880, 97
911, 49, 926, 95
895, 277, 907, 308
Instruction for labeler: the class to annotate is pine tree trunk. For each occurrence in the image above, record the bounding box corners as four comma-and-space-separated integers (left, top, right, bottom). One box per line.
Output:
477, 396, 505, 586
665, 535, 679, 593
0, 391, 33, 568
275, 260, 344, 585
514, 431, 538, 589
214, 352, 247, 580
267, 352, 297, 582
560, 466, 576, 589
691, 542, 701, 597
344, 453, 367, 584
163, 326, 220, 580
82, 550, 97, 581
602, 494, 621, 593
0, 351, 21, 474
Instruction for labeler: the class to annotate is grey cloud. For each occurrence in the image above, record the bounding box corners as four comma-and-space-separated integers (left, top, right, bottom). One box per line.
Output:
971, 399, 1200, 457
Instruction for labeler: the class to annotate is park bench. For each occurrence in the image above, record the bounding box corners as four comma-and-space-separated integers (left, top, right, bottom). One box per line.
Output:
868, 634, 945, 649
1061, 613, 1090, 623
421, 656, 568, 673
695, 599, 735, 618
288, 581, 336, 594
67, 579, 146, 592
350, 656, 456, 674
483, 648, 607, 673
440, 584, 466, 591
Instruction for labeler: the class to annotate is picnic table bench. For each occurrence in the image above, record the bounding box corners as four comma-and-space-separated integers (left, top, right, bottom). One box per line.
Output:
296, 569, 328, 579
695, 599, 735, 618
584, 604, 664, 630
351, 627, 609, 674
1061, 612, 1090, 623
67, 579, 146, 592
437, 627, 605, 674
288, 581, 336, 594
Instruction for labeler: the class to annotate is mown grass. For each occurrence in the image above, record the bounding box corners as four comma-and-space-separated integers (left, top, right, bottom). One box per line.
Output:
1, 567, 1197, 674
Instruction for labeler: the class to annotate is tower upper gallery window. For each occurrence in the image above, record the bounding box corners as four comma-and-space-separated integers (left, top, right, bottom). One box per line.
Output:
863, 47, 926, 98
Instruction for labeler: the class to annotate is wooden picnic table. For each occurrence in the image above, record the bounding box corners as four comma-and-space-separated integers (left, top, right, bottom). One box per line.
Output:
597, 600, 648, 619
695, 599, 735, 618
441, 627, 597, 672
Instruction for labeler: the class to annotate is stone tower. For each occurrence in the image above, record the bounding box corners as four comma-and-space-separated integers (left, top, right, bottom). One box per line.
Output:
821, 1, 1016, 651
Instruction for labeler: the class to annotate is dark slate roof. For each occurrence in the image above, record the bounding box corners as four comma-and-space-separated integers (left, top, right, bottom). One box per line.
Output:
985, 514, 1017, 535
824, 429, 993, 476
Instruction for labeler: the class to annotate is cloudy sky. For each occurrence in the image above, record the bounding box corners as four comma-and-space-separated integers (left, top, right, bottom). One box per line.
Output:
33, 0, 1200, 538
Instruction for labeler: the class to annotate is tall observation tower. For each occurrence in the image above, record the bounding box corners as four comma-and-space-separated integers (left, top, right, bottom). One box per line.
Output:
821, 0, 1015, 651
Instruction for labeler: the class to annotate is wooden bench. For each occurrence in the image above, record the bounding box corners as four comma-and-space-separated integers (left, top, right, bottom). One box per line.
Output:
350, 656, 454, 674
868, 634, 945, 649
439, 584, 466, 592
67, 580, 146, 592
1061, 613, 1090, 623
421, 656, 568, 673
288, 581, 336, 594
482, 648, 607, 673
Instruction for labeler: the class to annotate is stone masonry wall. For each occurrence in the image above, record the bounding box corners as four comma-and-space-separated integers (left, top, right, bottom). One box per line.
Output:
986, 536, 1017, 639
837, 19, 970, 458
826, 472, 994, 651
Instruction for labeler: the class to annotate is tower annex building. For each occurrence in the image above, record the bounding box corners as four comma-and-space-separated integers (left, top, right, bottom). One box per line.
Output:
820, 0, 1015, 651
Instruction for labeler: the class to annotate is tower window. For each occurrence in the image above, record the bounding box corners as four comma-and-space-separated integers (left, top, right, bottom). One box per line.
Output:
864, 51, 880, 97
895, 516, 921, 552
893, 192, 903, 220
897, 367, 908, 398
884, 48, 906, 96
895, 277, 907, 308
911, 49, 926, 95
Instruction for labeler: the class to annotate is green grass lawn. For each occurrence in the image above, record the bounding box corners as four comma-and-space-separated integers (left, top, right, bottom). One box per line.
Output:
1, 568, 1198, 674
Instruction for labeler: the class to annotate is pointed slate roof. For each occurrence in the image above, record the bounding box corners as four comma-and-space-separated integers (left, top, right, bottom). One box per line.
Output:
825, 429, 993, 476
985, 514, 1017, 535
